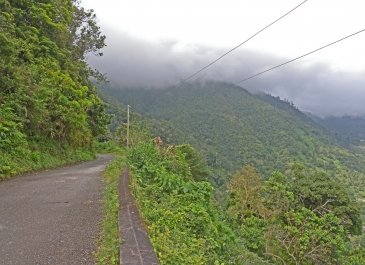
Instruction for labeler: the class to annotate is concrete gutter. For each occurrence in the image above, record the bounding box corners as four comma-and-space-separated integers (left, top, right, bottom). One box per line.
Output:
118, 169, 160, 265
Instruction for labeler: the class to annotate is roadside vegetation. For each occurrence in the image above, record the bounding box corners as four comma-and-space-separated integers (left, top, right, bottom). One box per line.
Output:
127, 138, 364, 264
0, 0, 109, 179
0, 136, 95, 181
119, 111, 365, 264
128, 140, 269, 264
95, 142, 125, 265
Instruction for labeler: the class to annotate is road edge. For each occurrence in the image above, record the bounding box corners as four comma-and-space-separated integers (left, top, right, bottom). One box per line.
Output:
119, 168, 160, 265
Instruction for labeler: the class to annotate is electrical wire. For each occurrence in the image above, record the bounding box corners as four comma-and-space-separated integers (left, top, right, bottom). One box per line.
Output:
236, 28, 365, 84
180, 0, 309, 84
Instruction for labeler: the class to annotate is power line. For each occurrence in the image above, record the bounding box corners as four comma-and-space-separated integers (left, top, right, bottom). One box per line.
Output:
180, 0, 309, 84
236, 28, 365, 84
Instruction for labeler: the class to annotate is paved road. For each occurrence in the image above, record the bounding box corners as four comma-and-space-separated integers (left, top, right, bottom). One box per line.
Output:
0, 154, 113, 265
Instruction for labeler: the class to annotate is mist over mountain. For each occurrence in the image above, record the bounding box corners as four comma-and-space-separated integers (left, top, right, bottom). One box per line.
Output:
89, 29, 365, 117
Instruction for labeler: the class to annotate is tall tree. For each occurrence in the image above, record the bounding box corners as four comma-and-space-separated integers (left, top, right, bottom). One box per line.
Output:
0, 0, 108, 147
0, 0, 109, 177
227, 166, 267, 221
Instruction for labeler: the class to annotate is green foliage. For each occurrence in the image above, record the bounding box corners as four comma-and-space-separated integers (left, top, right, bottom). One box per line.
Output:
128, 140, 268, 264
312, 115, 365, 147
0, 136, 95, 180
0, 107, 27, 152
239, 216, 267, 254
227, 166, 363, 264
290, 168, 362, 235
262, 171, 296, 215
227, 166, 267, 221
98, 93, 152, 148
94, 140, 124, 154
267, 208, 346, 265
96, 151, 125, 265
342, 238, 365, 265
175, 144, 211, 181
0, 0, 109, 178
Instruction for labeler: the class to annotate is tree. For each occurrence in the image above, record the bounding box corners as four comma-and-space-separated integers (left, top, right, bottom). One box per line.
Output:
0, 0, 109, 176
261, 168, 361, 264
291, 169, 362, 235
227, 166, 267, 222
266, 208, 346, 265
0, 0, 108, 146
262, 171, 296, 217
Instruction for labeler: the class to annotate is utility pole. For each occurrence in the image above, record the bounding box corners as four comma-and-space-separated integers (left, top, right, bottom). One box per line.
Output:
126, 105, 130, 148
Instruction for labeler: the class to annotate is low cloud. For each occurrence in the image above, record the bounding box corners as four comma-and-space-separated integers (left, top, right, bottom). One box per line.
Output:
88, 28, 365, 117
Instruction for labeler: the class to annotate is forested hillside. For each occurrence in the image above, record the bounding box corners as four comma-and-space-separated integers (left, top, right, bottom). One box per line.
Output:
102, 82, 365, 214
101, 82, 365, 181
312, 115, 365, 148
0, 0, 108, 179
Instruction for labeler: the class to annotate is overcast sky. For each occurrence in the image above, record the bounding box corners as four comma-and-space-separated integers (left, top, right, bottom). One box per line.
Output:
81, 0, 365, 117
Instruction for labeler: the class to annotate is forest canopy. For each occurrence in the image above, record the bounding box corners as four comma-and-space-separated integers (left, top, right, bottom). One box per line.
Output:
0, 0, 109, 178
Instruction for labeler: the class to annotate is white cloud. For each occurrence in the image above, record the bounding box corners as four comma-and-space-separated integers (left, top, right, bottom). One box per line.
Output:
89, 31, 365, 116
82, 0, 365, 72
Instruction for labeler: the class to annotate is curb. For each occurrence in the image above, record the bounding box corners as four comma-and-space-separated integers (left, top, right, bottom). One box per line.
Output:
118, 168, 160, 265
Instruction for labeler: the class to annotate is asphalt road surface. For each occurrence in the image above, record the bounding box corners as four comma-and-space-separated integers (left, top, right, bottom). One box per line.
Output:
0, 154, 113, 265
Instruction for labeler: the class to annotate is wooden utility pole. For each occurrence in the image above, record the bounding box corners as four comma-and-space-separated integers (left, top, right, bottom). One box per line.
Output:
126, 105, 130, 148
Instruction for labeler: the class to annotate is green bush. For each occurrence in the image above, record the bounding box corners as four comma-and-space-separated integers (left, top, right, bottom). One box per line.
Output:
128, 140, 267, 264
0, 136, 95, 181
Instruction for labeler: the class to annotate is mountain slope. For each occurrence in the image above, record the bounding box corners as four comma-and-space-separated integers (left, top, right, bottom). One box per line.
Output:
312, 115, 365, 148
101, 82, 365, 181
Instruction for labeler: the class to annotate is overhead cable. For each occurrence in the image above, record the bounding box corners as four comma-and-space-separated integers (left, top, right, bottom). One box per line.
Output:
180, 0, 309, 84
236, 28, 365, 84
